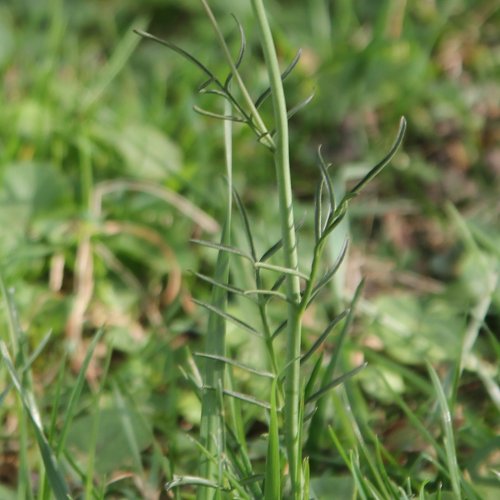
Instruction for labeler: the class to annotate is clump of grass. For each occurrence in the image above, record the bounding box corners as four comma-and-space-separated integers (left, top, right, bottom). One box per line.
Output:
137, 1, 405, 498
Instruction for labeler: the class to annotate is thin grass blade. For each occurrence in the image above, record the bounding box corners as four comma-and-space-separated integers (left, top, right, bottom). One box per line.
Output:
0, 342, 70, 498
82, 16, 150, 110
304, 353, 324, 402
264, 379, 281, 499
427, 363, 462, 499
56, 329, 105, 456
166, 475, 220, 493
306, 362, 367, 404
190, 238, 253, 261
193, 299, 263, 338
233, 187, 257, 260
193, 271, 246, 296
194, 352, 274, 379
301, 310, 348, 365
223, 389, 272, 410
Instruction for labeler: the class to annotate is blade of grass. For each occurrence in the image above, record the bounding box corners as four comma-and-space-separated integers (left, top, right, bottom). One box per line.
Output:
83, 15, 150, 111
427, 363, 462, 500
194, 352, 275, 379
264, 379, 281, 499
0, 341, 70, 499
306, 363, 367, 404
197, 96, 233, 497
192, 299, 264, 338
56, 329, 105, 457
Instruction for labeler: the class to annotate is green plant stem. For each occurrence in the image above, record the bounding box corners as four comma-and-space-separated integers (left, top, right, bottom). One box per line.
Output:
250, 0, 303, 496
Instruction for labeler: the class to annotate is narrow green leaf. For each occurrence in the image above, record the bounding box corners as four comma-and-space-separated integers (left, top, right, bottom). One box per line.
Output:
82, 15, 150, 110
135, 29, 216, 83
328, 426, 351, 466
302, 457, 310, 500
190, 238, 253, 261
318, 205, 348, 248
56, 329, 105, 457
193, 271, 246, 296
427, 363, 462, 500
166, 475, 220, 492
287, 91, 315, 121
317, 146, 336, 223
224, 14, 247, 90
243, 288, 288, 301
260, 238, 284, 263
272, 319, 287, 340
301, 310, 348, 365
193, 106, 246, 122
350, 117, 407, 195
193, 299, 263, 338
0, 342, 70, 499
23, 330, 52, 372
306, 363, 367, 404
267, 91, 315, 136
224, 371, 263, 499
325, 280, 364, 377
112, 383, 144, 475
259, 219, 305, 263
197, 95, 234, 496
254, 261, 308, 280
313, 178, 323, 243
254, 49, 302, 109
308, 239, 349, 304
304, 353, 324, 402
2, 330, 54, 405
233, 187, 257, 260
194, 352, 274, 379
270, 274, 287, 292
264, 379, 281, 499
198, 76, 217, 93
223, 389, 273, 410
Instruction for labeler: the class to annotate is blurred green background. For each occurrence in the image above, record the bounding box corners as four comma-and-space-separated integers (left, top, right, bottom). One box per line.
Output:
0, 0, 498, 497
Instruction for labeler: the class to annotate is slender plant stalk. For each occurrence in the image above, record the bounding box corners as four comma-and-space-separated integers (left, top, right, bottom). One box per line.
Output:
250, 0, 303, 496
